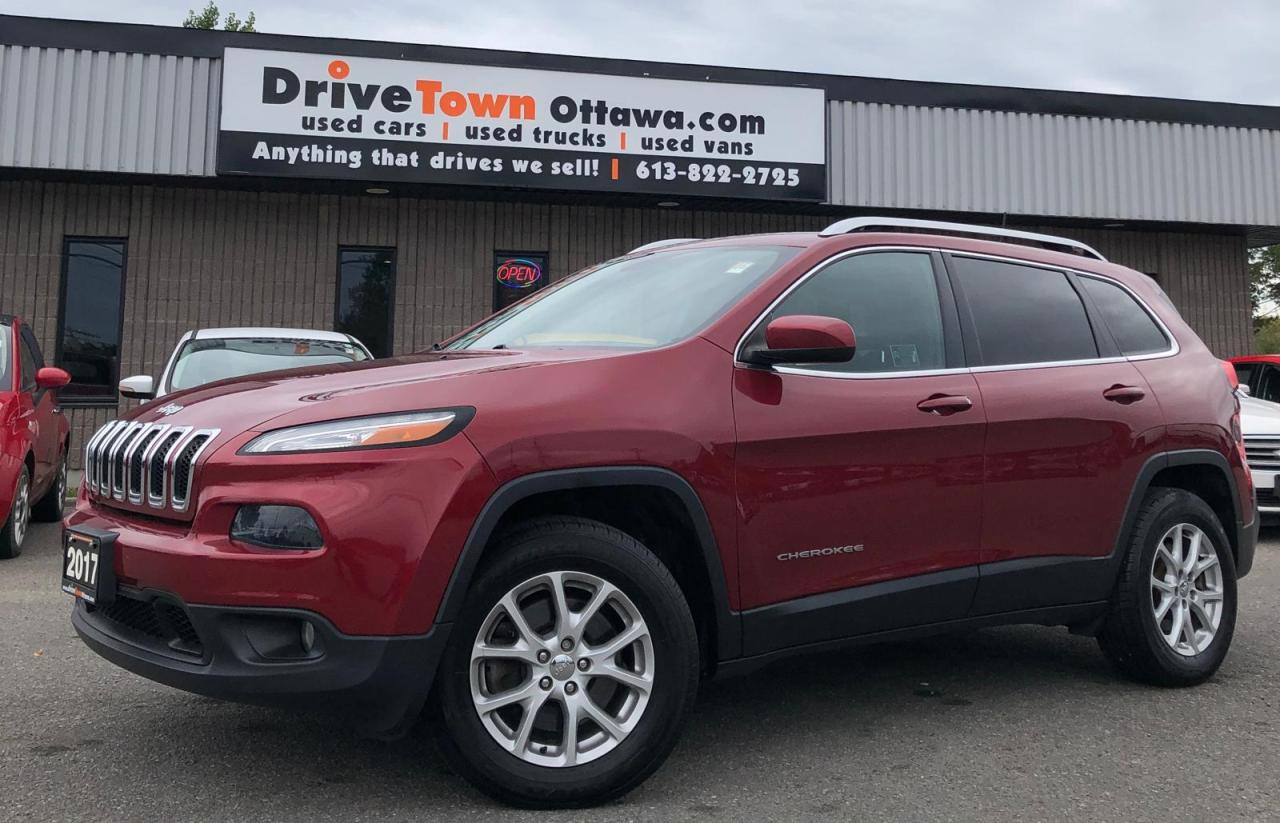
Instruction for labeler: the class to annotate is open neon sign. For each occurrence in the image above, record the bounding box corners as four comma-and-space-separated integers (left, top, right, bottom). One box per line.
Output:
496, 258, 543, 289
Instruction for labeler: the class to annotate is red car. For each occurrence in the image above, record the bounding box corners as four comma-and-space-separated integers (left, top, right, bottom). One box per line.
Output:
65, 218, 1257, 807
0, 315, 71, 559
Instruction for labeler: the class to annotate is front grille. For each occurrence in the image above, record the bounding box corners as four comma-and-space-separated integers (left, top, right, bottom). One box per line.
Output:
1258, 487, 1280, 508
90, 592, 204, 658
172, 433, 211, 506
1244, 436, 1280, 471
84, 420, 219, 514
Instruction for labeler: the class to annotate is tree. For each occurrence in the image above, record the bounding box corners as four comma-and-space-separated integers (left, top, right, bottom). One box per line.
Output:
182, 2, 256, 31
1250, 245, 1280, 316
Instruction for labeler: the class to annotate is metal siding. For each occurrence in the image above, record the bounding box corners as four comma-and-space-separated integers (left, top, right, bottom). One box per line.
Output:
828, 100, 1280, 226
0, 45, 216, 176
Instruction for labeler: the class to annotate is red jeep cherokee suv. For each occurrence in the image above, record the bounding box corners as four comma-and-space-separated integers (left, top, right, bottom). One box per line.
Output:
65, 218, 1257, 807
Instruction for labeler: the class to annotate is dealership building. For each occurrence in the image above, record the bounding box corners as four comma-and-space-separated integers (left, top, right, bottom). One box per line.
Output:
3, 14, 1280, 463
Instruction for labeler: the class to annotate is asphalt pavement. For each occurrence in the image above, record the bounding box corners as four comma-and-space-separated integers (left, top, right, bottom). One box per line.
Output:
2, 521, 1277, 822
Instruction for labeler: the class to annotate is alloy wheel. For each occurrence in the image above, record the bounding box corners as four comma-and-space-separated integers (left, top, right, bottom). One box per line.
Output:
470, 570, 655, 767
11, 472, 29, 547
1150, 522, 1224, 657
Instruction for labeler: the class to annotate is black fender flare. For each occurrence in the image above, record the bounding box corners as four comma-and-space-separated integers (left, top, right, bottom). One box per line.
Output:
1113, 448, 1255, 578
435, 466, 742, 661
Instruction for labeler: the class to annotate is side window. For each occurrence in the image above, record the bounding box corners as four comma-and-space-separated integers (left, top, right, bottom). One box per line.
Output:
1078, 276, 1170, 356
20, 328, 44, 369
951, 257, 1097, 366
1258, 366, 1280, 404
1233, 363, 1257, 393
18, 335, 37, 392
750, 251, 945, 373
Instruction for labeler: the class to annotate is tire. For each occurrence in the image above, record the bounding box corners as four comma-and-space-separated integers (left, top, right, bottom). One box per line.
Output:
1097, 488, 1237, 687
31, 449, 68, 523
434, 516, 699, 808
0, 466, 31, 560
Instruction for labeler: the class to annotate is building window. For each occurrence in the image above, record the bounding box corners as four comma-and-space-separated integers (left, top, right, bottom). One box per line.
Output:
57, 238, 126, 405
336, 247, 395, 358
493, 251, 549, 312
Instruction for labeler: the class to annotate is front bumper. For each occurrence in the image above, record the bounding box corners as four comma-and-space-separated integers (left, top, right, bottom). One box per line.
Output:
73, 590, 451, 737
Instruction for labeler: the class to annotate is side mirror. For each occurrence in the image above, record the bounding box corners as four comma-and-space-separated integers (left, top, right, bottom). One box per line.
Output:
118, 375, 156, 400
743, 315, 856, 367
35, 367, 71, 389
1237, 384, 1252, 397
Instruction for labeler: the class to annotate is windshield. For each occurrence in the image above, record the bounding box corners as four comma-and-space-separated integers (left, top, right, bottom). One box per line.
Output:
169, 337, 370, 391
446, 245, 799, 351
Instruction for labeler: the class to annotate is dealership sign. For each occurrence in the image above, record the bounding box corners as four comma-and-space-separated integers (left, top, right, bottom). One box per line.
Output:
217, 48, 827, 201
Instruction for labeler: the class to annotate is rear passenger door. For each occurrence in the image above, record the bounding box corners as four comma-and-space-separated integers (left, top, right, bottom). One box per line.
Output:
946, 255, 1167, 613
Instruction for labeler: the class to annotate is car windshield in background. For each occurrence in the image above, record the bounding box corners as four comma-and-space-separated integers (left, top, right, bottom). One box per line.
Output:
446, 245, 799, 351
169, 338, 370, 391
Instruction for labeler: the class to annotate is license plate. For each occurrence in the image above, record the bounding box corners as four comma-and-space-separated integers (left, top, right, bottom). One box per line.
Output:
61, 526, 117, 605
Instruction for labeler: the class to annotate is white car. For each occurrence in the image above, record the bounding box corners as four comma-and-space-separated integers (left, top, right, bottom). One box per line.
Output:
118, 327, 374, 400
1241, 393, 1280, 514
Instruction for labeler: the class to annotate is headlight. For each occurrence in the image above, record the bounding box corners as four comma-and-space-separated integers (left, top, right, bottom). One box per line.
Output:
240, 409, 470, 454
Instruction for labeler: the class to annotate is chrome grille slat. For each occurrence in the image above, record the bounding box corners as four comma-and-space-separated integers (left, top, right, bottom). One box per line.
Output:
82, 421, 117, 495
170, 430, 218, 511
82, 419, 220, 514
148, 427, 191, 508
1244, 436, 1280, 471
110, 423, 147, 500
125, 425, 167, 503
96, 422, 133, 495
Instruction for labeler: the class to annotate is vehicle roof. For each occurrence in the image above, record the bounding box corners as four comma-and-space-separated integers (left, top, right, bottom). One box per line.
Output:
184, 327, 359, 343
1229, 355, 1280, 363
656, 229, 1133, 281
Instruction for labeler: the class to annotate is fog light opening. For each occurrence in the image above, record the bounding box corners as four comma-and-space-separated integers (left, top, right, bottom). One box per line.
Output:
230, 504, 323, 550
300, 620, 316, 654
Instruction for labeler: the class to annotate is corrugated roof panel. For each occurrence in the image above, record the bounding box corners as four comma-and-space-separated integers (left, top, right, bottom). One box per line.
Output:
0, 45, 216, 176
827, 99, 1280, 226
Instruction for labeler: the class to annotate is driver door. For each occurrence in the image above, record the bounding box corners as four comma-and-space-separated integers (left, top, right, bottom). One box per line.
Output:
732, 249, 987, 656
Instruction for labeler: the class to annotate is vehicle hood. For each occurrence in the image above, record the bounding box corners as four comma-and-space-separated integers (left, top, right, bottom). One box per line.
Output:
1240, 395, 1280, 437
122, 348, 607, 435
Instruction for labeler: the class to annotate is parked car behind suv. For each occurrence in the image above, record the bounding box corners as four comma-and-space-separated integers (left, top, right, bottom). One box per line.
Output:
65, 218, 1257, 807
0, 315, 70, 559
117, 327, 373, 401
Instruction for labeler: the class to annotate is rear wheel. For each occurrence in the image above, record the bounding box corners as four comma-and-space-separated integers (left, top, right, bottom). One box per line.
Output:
1097, 488, 1237, 686
0, 466, 31, 560
32, 450, 68, 522
434, 516, 699, 808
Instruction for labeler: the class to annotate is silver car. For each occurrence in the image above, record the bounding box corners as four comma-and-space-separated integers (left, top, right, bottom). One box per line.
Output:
118, 327, 373, 400
1241, 393, 1280, 514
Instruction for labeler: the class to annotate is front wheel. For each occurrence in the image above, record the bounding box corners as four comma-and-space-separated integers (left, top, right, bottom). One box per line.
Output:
434, 516, 699, 808
1097, 488, 1237, 687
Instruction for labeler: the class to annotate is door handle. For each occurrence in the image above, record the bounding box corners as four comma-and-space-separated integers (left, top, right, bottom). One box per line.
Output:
1103, 385, 1146, 404
917, 394, 973, 415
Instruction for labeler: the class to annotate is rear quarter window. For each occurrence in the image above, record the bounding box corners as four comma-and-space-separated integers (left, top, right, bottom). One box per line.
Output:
1078, 276, 1171, 356
950, 256, 1098, 366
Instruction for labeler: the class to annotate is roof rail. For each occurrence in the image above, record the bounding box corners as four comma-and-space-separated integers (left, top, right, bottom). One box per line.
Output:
818, 217, 1107, 262
629, 238, 701, 254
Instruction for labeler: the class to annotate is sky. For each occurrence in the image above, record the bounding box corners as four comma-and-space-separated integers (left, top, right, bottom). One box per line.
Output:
6, 0, 1280, 106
